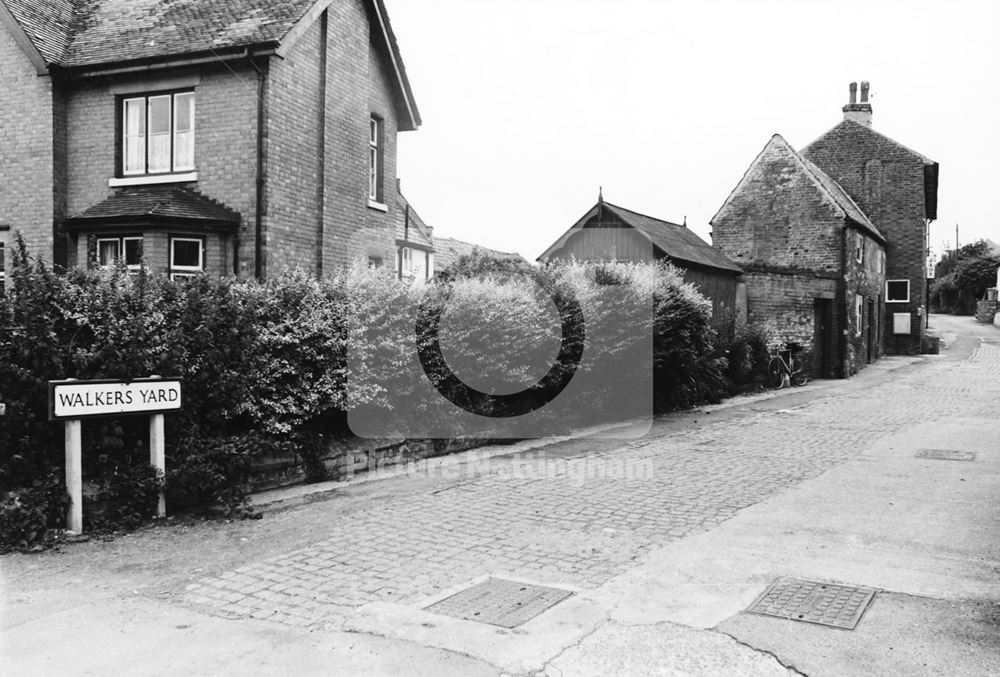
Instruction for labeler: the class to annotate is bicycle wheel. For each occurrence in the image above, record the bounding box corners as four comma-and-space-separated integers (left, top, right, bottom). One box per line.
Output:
790, 355, 808, 387
767, 357, 785, 388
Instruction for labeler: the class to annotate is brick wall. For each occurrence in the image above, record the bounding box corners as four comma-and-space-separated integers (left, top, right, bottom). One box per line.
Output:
712, 137, 844, 277
265, 0, 400, 277
63, 63, 259, 277
802, 122, 932, 354
0, 22, 55, 260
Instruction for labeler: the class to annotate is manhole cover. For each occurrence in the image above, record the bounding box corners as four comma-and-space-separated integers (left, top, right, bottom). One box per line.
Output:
424, 578, 573, 628
745, 578, 876, 630
916, 449, 976, 462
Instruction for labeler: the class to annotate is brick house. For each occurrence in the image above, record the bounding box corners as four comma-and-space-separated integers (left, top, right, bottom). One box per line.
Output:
711, 82, 938, 377
538, 196, 744, 337
0, 0, 420, 283
394, 185, 434, 282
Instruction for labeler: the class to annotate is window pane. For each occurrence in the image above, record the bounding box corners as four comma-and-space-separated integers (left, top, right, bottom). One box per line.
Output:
124, 238, 142, 266
370, 118, 378, 144
98, 240, 120, 266
174, 93, 195, 170
369, 147, 378, 199
172, 239, 201, 269
148, 96, 171, 172
0, 243, 5, 273
124, 99, 146, 174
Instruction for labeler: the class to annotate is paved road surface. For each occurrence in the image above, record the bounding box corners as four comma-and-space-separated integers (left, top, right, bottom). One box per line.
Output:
2, 314, 998, 675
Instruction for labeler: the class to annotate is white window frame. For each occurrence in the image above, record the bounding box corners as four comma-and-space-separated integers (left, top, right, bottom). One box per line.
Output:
169, 236, 204, 280
96, 237, 121, 267
855, 232, 864, 264
401, 247, 413, 276
885, 279, 910, 303
95, 236, 143, 271
368, 115, 382, 202
122, 90, 195, 177
855, 294, 864, 335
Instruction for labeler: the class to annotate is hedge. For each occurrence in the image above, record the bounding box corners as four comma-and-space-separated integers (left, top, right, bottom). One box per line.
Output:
0, 237, 726, 548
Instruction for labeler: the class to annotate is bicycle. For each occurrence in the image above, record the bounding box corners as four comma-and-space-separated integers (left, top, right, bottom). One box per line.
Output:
767, 342, 808, 388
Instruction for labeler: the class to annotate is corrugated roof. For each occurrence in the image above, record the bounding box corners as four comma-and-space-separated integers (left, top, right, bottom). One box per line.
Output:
539, 201, 742, 273
66, 185, 240, 228
602, 202, 743, 273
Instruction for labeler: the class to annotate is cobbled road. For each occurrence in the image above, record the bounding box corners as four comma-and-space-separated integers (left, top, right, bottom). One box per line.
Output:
182, 316, 1000, 631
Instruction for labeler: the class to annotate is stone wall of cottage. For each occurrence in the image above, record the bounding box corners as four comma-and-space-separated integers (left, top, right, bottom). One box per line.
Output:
264, 0, 401, 277
0, 22, 58, 262
712, 138, 849, 376
843, 227, 887, 374
802, 122, 931, 355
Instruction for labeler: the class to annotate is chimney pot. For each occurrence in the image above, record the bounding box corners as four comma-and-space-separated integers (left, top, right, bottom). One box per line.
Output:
860, 81, 870, 103
849, 82, 857, 104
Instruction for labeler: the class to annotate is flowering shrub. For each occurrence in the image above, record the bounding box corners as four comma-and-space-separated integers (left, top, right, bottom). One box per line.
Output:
0, 238, 726, 545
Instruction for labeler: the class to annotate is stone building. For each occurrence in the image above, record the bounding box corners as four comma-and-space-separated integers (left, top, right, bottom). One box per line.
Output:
711, 82, 938, 376
538, 196, 744, 338
0, 0, 420, 281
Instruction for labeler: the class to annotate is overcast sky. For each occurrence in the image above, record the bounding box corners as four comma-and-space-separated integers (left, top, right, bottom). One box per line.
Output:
386, 0, 999, 264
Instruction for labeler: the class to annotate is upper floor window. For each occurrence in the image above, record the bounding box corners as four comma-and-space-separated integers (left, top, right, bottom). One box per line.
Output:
855, 232, 864, 264
122, 91, 195, 176
886, 279, 910, 303
369, 115, 383, 202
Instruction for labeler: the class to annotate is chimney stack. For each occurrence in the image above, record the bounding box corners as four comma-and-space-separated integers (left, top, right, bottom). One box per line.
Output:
842, 80, 872, 128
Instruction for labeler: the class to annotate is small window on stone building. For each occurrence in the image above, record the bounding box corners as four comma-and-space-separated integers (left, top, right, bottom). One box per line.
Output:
886, 279, 910, 303
855, 294, 864, 334
170, 236, 204, 280
368, 255, 383, 268
855, 232, 864, 264
878, 249, 885, 274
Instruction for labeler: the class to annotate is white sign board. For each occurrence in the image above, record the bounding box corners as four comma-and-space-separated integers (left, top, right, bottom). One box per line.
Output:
892, 313, 911, 335
49, 378, 182, 420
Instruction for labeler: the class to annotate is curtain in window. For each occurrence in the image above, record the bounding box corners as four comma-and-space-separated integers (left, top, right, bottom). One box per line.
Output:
174, 93, 195, 170
124, 99, 146, 174
148, 95, 172, 173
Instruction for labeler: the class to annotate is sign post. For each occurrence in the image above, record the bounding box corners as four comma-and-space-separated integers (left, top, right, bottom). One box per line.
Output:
49, 376, 182, 534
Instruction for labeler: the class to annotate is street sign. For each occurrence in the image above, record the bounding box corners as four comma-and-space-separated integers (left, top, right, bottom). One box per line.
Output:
49, 377, 181, 420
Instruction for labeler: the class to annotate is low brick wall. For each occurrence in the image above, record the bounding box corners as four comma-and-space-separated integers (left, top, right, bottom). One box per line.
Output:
248, 435, 511, 492
976, 299, 999, 324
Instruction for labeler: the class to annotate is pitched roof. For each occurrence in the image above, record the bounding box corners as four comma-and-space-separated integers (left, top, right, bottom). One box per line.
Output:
433, 237, 526, 272
395, 191, 434, 251
712, 134, 884, 243
539, 201, 743, 273
1, 0, 420, 128
802, 119, 936, 166
65, 185, 241, 230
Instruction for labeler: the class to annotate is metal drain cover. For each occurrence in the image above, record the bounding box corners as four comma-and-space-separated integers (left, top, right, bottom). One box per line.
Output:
916, 449, 976, 462
746, 578, 876, 630
424, 578, 573, 628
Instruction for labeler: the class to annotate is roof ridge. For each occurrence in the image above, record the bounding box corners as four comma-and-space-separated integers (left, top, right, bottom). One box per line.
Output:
603, 201, 683, 228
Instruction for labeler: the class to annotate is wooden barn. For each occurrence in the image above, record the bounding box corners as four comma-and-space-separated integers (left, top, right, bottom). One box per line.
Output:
537, 197, 744, 337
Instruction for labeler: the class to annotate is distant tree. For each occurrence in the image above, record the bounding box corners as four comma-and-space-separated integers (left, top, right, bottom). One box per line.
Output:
435, 248, 533, 283
931, 239, 1000, 314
